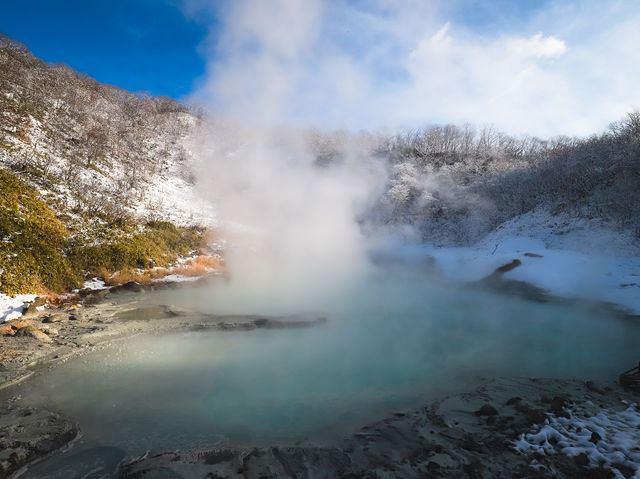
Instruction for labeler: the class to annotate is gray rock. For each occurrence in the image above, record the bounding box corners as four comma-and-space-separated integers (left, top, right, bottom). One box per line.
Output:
113, 281, 143, 293
0, 406, 77, 477
589, 431, 602, 444
14, 325, 53, 343
164, 305, 188, 316
493, 259, 522, 274
574, 452, 589, 467
475, 404, 499, 416
33, 296, 47, 307
43, 313, 66, 323
41, 326, 59, 337
21, 303, 38, 317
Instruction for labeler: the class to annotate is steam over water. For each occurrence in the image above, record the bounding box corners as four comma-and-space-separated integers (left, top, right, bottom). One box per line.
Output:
15, 269, 640, 476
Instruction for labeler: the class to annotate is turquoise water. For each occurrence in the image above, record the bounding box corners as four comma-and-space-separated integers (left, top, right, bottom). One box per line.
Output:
13, 272, 640, 477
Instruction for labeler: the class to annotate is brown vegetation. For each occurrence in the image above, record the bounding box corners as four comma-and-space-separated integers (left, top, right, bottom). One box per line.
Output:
99, 268, 153, 286
98, 255, 224, 286
37, 292, 75, 307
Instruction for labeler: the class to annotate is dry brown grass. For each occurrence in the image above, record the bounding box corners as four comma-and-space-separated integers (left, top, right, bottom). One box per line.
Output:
169, 255, 225, 277
184, 255, 225, 270
0, 349, 22, 362
98, 267, 111, 284
172, 264, 208, 277
96, 255, 223, 287
149, 268, 171, 280
148, 255, 224, 279
37, 291, 73, 307
100, 268, 152, 286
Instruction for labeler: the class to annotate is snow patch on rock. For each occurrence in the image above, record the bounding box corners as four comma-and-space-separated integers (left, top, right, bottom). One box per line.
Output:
82, 278, 107, 290
0, 293, 36, 322
515, 403, 640, 478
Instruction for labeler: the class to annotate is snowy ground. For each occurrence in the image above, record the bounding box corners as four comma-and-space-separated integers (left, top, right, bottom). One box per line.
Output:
135, 153, 217, 228
152, 274, 204, 283
82, 278, 108, 290
478, 208, 640, 257
376, 208, 640, 314
0, 293, 36, 323
515, 402, 640, 478
420, 242, 640, 314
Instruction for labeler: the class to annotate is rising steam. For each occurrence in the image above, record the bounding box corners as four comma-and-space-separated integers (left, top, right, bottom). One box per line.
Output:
192, 122, 386, 304
182, 0, 640, 305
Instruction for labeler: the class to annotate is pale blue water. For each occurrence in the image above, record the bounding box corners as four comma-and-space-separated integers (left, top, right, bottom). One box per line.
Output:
13, 272, 640, 478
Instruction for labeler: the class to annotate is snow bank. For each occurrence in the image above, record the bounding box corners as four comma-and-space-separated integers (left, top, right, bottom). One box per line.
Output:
375, 209, 640, 314
82, 278, 107, 290
477, 208, 640, 257
417, 244, 640, 314
152, 274, 204, 283
515, 403, 640, 478
380, 241, 640, 314
0, 293, 36, 322
135, 151, 216, 227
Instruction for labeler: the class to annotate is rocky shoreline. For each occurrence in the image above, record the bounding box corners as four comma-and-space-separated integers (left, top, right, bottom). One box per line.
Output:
0, 406, 77, 478
120, 377, 638, 478
0, 279, 327, 478
0, 276, 638, 478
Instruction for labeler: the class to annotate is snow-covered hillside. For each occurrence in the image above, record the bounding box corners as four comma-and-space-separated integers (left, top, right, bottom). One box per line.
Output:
0, 33, 215, 230
0, 34, 218, 309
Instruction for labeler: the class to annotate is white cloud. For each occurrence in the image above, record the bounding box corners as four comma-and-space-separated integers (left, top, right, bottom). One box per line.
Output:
401, 25, 573, 135
187, 0, 640, 137
507, 33, 567, 58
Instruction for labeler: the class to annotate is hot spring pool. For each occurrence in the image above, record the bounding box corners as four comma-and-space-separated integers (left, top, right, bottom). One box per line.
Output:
9, 274, 640, 478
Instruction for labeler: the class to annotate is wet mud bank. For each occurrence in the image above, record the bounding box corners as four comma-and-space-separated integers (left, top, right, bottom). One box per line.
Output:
0, 280, 325, 478
121, 377, 639, 479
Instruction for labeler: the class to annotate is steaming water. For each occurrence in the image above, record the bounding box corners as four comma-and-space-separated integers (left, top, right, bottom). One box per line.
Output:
11, 270, 640, 478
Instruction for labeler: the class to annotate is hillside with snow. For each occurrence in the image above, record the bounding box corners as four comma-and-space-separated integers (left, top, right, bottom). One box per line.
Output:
0, 33, 214, 230
0, 34, 218, 315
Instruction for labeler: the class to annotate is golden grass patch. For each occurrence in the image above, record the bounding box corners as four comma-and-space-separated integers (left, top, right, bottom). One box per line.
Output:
97, 255, 223, 286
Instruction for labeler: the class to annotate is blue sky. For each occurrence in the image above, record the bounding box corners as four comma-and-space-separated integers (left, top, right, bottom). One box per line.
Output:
0, 0, 548, 100
2, 1, 640, 136
0, 0, 213, 98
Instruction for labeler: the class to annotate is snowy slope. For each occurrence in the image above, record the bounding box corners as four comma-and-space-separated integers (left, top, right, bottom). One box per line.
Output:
1, 38, 217, 230
135, 148, 217, 227
377, 209, 640, 314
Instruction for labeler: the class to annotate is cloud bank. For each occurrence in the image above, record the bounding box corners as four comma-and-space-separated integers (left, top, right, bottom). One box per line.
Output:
184, 0, 640, 137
